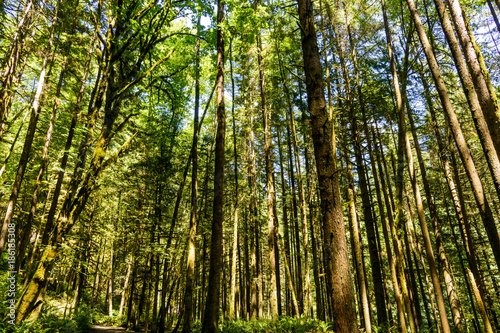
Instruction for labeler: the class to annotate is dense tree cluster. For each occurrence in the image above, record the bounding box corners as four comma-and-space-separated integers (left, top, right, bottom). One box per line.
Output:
0, 0, 499, 332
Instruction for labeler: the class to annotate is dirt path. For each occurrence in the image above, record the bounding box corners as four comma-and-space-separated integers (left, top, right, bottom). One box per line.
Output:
90, 325, 134, 333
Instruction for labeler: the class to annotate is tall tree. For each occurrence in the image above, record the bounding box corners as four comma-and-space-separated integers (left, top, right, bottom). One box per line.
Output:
405, 0, 500, 275
202, 0, 225, 331
296, 0, 358, 331
182, 13, 201, 332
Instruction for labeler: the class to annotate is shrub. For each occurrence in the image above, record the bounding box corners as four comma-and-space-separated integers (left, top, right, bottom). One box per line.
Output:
13, 311, 77, 333
74, 304, 92, 333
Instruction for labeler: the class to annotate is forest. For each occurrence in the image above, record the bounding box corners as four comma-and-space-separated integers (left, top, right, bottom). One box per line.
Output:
0, 0, 500, 332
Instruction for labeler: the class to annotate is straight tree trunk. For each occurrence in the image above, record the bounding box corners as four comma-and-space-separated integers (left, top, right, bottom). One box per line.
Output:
201, 0, 225, 330
248, 108, 260, 320
380, 1, 418, 331
0, 1, 59, 254
276, 124, 293, 317
445, 0, 500, 157
296, 0, 358, 331
119, 260, 132, 317
405, 0, 500, 275
373, 129, 409, 332
108, 243, 114, 317
182, 15, 201, 332
486, 0, 500, 33
432, 0, 500, 203
401, 214, 422, 330
228, 38, 239, 322
346, 159, 372, 333
346, 19, 388, 327
256, 31, 279, 322
399, 43, 453, 333
407, 102, 463, 331
449, 149, 495, 332
415, 54, 494, 331
286, 70, 312, 318
442, 188, 481, 333
467, 267, 494, 333
286, 125, 303, 314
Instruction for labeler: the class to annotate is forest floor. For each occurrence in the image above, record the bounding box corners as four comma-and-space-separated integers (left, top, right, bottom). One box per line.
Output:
91, 325, 141, 333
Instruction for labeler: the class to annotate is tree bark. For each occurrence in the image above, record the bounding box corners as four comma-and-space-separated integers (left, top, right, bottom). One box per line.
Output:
0, 1, 59, 254
445, 0, 500, 158
296, 0, 358, 331
380, 1, 418, 330
432, 0, 500, 203
255, 30, 279, 322
346, 18, 388, 327
373, 130, 408, 332
346, 159, 372, 333
405, 0, 500, 275
182, 14, 201, 332
228, 37, 239, 322
201, 0, 225, 331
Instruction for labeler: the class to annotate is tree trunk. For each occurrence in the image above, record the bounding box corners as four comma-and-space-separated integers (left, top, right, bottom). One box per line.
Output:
119, 260, 132, 317
346, 18, 388, 327
255, 30, 280, 322
373, 129, 409, 332
346, 159, 372, 333
486, 0, 500, 34
407, 101, 463, 331
405, 0, 500, 275
0, 1, 59, 254
445, 0, 500, 157
380, 1, 418, 331
108, 243, 114, 317
296, 0, 358, 331
432, 0, 500, 204
248, 106, 260, 319
17, 55, 68, 272
228, 37, 240, 322
400, 45, 452, 333
182, 15, 201, 332
201, 0, 225, 331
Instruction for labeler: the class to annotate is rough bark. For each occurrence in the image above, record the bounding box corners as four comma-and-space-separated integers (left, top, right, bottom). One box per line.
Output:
432, 0, 500, 204
201, 0, 225, 330
296, 0, 358, 331
446, 0, 500, 158
406, 0, 500, 275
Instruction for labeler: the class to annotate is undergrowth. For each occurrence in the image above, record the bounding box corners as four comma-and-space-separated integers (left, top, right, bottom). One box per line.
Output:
191, 317, 335, 333
8, 304, 92, 333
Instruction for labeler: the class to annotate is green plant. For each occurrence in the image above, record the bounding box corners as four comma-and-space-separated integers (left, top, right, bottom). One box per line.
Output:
73, 304, 92, 333
13, 310, 77, 333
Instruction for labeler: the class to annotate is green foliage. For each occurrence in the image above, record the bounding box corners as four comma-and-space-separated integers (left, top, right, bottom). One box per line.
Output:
73, 304, 92, 333
10, 305, 92, 333
13, 311, 76, 333
92, 312, 126, 327
191, 317, 334, 333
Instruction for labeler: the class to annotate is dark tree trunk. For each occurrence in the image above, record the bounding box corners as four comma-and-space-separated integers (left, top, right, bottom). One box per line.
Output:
296, 0, 358, 331
201, 0, 225, 331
